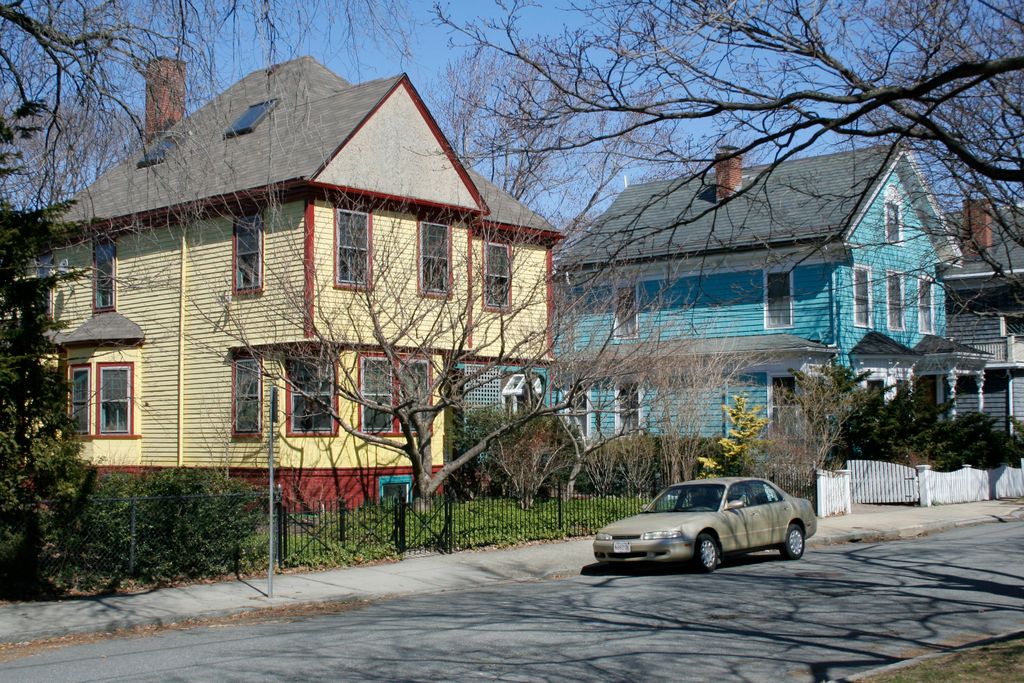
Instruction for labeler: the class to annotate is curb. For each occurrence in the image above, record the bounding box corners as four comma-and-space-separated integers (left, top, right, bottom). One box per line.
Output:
0, 559, 590, 646
830, 628, 1024, 682
809, 509, 1024, 547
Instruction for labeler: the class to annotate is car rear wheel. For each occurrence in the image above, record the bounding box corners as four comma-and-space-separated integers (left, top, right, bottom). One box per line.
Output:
694, 533, 719, 573
780, 523, 805, 560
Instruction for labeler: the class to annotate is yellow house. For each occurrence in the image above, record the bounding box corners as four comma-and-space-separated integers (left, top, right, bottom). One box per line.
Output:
52, 57, 560, 503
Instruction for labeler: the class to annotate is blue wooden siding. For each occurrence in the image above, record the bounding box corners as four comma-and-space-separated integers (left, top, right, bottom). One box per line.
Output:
836, 171, 946, 360
633, 262, 834, 343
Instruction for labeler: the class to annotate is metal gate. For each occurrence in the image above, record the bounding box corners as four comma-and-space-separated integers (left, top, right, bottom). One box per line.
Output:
848, 460, 919, 504
396, 496, 454, 555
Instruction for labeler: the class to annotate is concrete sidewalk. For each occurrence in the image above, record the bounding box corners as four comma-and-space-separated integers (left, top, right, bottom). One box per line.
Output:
1, 498, 1021, 646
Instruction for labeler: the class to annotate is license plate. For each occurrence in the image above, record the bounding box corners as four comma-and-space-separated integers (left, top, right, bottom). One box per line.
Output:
613, 540, 631, 553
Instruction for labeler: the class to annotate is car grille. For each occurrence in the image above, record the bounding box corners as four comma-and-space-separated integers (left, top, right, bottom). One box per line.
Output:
611, 534, 641, 540
609, 551, 649, 559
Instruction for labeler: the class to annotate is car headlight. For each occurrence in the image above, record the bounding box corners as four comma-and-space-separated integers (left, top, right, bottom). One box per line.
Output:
641, 530, 684, 540
595, 532, 612, 541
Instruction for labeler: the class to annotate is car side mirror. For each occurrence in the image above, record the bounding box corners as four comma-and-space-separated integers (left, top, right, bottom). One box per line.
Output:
725, 500, 744, 511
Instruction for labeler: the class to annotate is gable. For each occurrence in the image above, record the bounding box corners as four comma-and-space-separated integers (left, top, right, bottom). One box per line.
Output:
314, 81, 481, 211
846, 160, 945, 269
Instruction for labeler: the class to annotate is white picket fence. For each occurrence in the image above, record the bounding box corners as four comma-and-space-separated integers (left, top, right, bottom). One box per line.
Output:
816, 458, 1024, 515
848, 460, 919, 504
815, 469, 852, 517
918, 461, 1024, 506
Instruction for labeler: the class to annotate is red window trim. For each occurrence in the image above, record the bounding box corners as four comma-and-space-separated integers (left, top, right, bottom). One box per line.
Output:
232, 214, 265, 295
357, 353, 433, 436
284, 358, 339, 437
333, 208, 373, 291
231, 356, 263, 438
417, 221, 453, 300
92, 240, 116, 313
95, 362, 134, 438
482, 240, 512, 312
69, 364, 91, 435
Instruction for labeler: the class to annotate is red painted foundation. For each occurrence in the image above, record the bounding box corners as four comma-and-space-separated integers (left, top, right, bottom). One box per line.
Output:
95, 465, 436, 507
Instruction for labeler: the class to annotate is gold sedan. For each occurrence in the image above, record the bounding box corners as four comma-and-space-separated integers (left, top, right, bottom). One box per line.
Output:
593, 478, 817, 572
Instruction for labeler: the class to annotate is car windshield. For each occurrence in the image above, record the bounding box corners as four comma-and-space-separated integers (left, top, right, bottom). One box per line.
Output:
645, 484, 725, 513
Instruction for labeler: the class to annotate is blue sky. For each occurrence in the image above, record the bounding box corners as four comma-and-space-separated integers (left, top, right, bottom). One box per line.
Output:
210, 1, 575, 96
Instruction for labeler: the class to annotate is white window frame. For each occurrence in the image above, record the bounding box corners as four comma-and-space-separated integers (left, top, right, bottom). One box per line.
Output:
613, 284, 638, 339
501, 372, 543, 413
768, 374, 797, 426
884, 185, 903, 244
918, 276, 935, 334
568, 389, 591, 441
764, 269, 794, 329
615, 383, 642, 434
335, 209, 370, 288
853, 266, 872, 328
887, 270, 905, 331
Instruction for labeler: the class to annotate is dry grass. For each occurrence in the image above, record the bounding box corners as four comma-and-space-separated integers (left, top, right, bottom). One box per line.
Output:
862, 636, 1024, 683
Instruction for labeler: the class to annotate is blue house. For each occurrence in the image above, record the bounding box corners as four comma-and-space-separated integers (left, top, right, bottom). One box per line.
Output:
563, 145, 987, 436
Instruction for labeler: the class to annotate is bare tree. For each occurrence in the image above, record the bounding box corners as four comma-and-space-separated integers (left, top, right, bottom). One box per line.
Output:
487, 416, 574, 508
769, 362, 870, 471
431, 49, 678, 232
437, 1, 1024, 249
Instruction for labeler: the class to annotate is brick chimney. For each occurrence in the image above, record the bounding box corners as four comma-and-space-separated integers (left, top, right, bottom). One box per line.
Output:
714, 145, 742, 201
144, 57, 186, 143
962, 197, 993, 256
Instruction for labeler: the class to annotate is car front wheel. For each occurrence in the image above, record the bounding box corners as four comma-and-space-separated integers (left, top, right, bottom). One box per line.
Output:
780, 523, 805, 560
695, 533, 719, 573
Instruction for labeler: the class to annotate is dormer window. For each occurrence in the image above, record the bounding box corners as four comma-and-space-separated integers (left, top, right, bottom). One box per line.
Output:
136, 136, 176, 169
224, 100, 277, 138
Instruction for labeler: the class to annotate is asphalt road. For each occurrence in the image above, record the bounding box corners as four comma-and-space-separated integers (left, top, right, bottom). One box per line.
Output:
2, 523, 1023, 682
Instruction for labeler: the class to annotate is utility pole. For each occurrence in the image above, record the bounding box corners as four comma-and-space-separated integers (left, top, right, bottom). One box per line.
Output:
268, 386, 277, 598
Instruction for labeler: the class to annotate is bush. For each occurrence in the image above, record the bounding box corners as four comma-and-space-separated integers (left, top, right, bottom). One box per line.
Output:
923, 412, 1024, 471
39, 468, 264, 593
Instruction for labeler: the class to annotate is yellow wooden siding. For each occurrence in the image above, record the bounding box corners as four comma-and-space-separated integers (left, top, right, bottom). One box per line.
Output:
65, 346, 143, 466
470, 238, 550, 359
50, 197, 548, 471
311, 203, 473, 351
117, 228, 182, 465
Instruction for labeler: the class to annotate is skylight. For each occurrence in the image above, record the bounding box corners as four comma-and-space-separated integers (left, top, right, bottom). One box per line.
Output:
136, 136, 177, 169
224, 99, 277, 139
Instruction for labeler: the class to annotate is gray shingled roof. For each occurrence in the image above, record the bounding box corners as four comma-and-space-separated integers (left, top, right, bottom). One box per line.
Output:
914, 334, 988, 356
941, 206, 1024, 278
54, 312, 145, 346
566, 146, 916, 265
71, 58, 401, 221
467, 169, 557, 233
651, 333, 835, 356
850, 332, 918, 356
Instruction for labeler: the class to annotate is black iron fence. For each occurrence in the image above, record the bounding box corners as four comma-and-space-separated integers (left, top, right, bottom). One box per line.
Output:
275, 488, 651, 567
